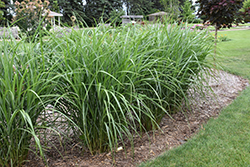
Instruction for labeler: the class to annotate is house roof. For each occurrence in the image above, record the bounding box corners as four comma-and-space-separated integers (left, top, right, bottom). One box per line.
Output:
48, 11, 63, 17
148, 11, 168, 16
42, 10, 63, 17
120, 15, 143, 19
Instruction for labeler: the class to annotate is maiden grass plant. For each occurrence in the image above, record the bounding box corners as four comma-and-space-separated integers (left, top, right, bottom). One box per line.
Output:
0, 34, 58, 166
46, 23, 213, 154
0, 21, 213, 165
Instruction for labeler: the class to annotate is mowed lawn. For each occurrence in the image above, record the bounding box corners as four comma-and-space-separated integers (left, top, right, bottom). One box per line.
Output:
139, 30, 250, 167
216, 29, 250, 79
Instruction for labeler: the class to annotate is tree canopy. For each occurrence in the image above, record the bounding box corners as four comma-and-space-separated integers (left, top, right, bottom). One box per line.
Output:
197, 0, 243, 29
241, 0, 250, 11
0, 0, 14, 26
56, 0, 85, 26
2, 0, 192, 27
0, 0, 5, 21
83, 0, 123, 26
181, 0, 195, 22
123, 0, 154, 15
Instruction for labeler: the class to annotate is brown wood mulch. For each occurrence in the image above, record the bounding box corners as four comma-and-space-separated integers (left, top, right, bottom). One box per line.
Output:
25, 69, 249, 167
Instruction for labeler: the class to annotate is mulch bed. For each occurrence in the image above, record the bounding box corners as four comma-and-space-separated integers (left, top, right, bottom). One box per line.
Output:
25, 69, 249, 167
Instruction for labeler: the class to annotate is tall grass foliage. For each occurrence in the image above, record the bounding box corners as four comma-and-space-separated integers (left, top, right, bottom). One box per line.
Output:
0, 22, 213, 165
0, 34, 58, 166
46, 23, 213, 154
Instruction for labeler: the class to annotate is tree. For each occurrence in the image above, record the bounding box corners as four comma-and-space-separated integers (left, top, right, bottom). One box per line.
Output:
242, 0, 250, 10
181, 0, 195, 22
160, 0, 180, 19
57, 0, 85, 26
50, 0, 59, 13
0, 0, 14, 26
197, 0, 243, 29
122, 0, 174, 16
123, 0, 154, 15
83, 0, 123, 26
109, 9, 125, 26
0, 0, 5, 21
240, 0, 250, 22
151, 0, 165, 11
197, 0, 243, 59
123, 0, 173, 15
13, 0, 50, 41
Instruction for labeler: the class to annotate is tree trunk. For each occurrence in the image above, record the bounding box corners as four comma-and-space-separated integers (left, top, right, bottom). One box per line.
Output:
214, 25, 218, 67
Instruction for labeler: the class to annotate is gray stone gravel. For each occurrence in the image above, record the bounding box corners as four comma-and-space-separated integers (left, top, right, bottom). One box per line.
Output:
0, 27, 20, 39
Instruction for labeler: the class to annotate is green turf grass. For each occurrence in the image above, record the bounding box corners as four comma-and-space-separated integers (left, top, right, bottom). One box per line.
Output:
216, 30, 250, 79
186, 23, 250, 31
139, 30, 250, 167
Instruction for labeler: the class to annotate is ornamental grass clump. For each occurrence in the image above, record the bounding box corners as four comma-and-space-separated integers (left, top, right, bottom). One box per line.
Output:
0, 33, 58, 166
46, 23, 213, 154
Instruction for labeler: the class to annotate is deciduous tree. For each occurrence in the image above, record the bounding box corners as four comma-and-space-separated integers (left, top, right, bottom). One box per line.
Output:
123, 0, 154, 15
151, 0, 165, 11
0, 0, 14, 26
197, 0, 243, 29
83, 0, 123, 26
197, 0, 243, 59
57, 0, 85, 26
181, 0, 195, 22
13, 0, 50, 40
240, 0, 250, 22
160, 0, 180, 19
242, 0, 250, 10
0, 0, 5, 21
50, 0, 59, 13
